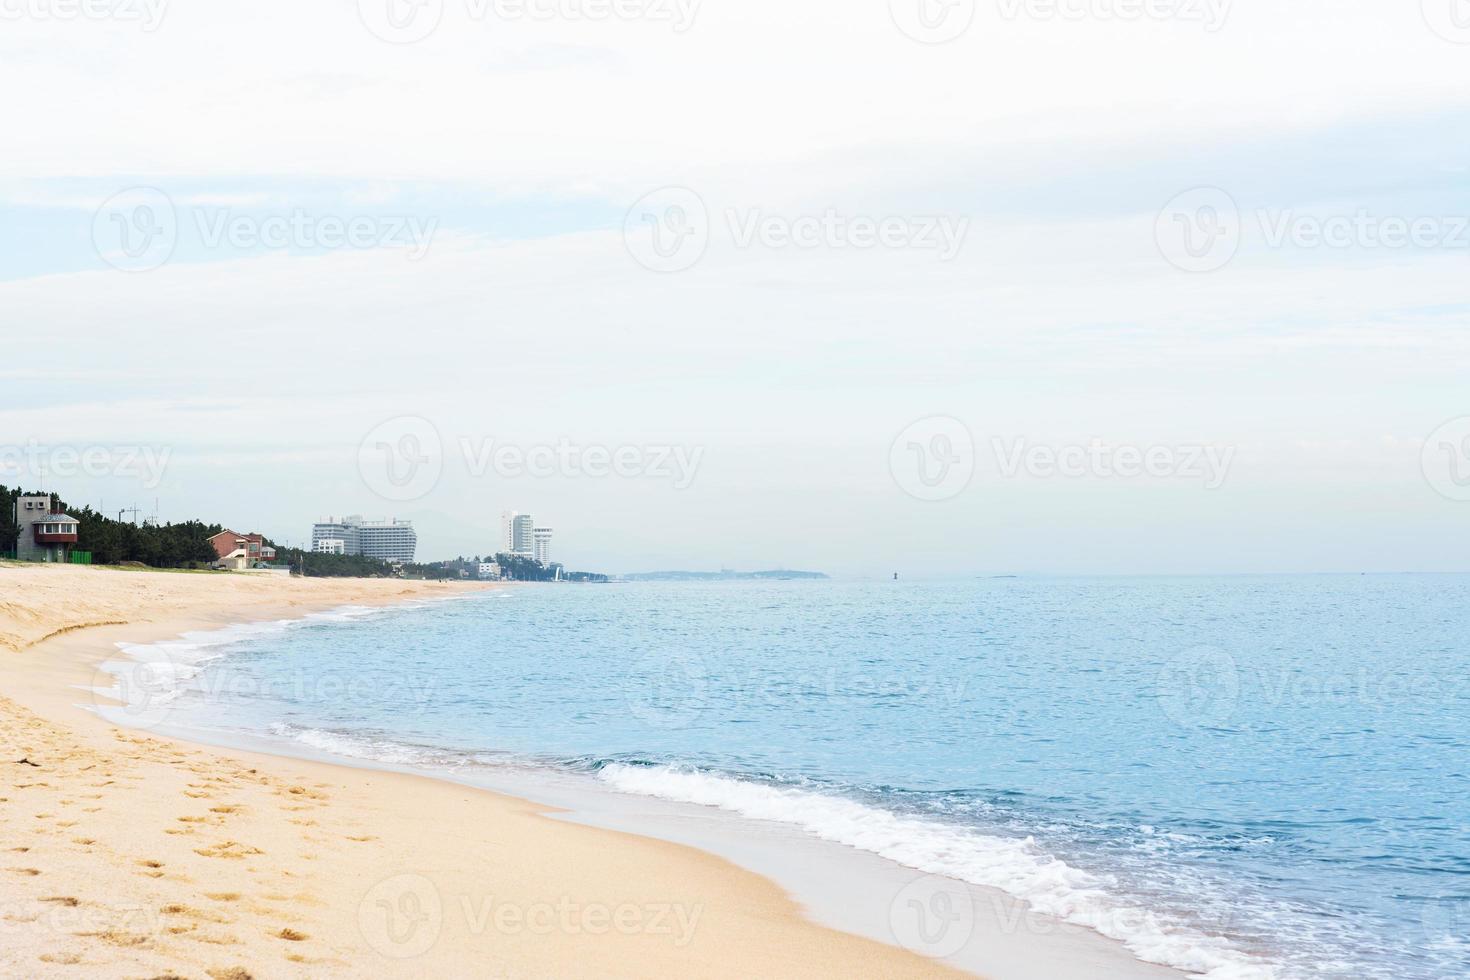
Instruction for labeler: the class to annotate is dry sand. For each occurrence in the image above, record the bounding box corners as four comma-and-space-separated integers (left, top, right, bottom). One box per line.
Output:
0, 563, 965, 979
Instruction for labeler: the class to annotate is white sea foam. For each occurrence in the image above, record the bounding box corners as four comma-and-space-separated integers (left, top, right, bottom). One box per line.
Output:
92, 619, 289, 710
597, 763, 1283, 980
91, 603, 390, 715
270, 724, 442, 766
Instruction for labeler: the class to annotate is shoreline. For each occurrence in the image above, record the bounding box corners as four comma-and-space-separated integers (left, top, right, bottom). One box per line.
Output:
1, 564, 1182, 978
1, 564, 966, 978
122, 709, 1186, 980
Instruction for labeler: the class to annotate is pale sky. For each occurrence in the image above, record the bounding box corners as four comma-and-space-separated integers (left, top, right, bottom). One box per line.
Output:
2, 1, 1468, 574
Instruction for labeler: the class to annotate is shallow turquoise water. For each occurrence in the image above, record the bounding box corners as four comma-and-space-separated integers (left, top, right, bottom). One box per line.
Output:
139, 576, 1470, 979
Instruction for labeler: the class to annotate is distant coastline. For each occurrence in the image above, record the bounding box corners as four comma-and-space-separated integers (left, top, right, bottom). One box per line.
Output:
622, 569, 829, 582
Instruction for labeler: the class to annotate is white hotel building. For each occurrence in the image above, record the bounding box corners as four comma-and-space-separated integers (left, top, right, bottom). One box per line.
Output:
311, 516, 417, 563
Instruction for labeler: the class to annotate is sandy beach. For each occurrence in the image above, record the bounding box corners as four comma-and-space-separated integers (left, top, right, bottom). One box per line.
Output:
0, 563, 965, 979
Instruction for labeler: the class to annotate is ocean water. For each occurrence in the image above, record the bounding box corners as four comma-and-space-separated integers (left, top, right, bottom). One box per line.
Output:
102, 577, 1470, 979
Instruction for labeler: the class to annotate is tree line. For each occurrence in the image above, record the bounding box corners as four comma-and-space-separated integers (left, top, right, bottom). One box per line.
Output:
3, 486, 607, 580
490, 553, 608, 583
269, 545, 458, 580
2, 486, 220, 567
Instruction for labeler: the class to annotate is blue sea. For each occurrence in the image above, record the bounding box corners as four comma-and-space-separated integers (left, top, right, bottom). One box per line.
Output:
103, 576, 1470, 979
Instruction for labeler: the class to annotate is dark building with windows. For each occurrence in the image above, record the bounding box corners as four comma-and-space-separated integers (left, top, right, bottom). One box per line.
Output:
13, 493, 80, 562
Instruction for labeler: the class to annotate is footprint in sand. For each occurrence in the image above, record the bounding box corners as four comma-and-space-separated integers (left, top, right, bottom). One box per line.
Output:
162, 902, 233, 924
194, 841, 264, 860
205, 968, 254, 980
82, 928, 150, 947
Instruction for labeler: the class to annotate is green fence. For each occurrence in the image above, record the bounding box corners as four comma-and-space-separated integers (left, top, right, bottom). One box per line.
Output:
0, 550, 91, 564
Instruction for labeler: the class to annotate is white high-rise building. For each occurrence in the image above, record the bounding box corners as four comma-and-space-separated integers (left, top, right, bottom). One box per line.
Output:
501, 511, 536, 559
533, 527, 553, 567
